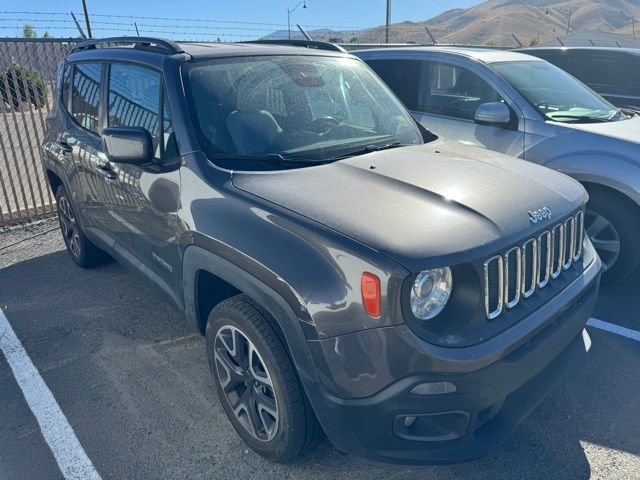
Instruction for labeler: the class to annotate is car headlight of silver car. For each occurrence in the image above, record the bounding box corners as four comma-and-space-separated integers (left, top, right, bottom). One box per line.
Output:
410, 267, 453, 320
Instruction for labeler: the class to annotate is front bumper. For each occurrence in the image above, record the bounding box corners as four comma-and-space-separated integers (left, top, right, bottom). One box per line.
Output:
305, 255, 600, 464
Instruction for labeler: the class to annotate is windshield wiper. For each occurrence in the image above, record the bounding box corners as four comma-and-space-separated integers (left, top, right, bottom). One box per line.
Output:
213, 153, 321, 165
546, 114, 609, 123
328, 141, 404, 161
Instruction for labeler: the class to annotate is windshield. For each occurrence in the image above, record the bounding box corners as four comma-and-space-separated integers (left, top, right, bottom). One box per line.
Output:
185, 55, 423, 164
491, 60, 621, 123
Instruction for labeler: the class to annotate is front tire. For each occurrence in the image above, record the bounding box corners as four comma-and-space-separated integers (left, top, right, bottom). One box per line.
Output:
205, 295, 320, 462
55, 186, 109, 268
585, 188, 640, 284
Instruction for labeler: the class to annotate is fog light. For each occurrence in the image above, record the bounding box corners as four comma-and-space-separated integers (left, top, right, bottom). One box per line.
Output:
410, 381, 456, 395
404, 416, 417, 428
394, 411, 470, 442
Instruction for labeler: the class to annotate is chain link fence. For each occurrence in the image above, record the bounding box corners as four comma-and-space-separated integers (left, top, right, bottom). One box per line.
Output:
0, 38, 79, 226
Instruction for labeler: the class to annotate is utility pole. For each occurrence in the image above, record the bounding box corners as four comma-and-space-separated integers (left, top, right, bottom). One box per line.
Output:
545, 7, 571, 36
81, 0, 92, 39
385, 0, 391, 44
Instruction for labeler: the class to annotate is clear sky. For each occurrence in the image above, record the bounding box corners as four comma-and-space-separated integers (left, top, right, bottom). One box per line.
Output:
1, 0, 482, 40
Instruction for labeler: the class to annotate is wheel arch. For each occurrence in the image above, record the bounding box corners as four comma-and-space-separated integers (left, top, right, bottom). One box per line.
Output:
581, 181, 640, 213
46, 168, 63, 195
182, 244, 349, 445
182, 245, 317, 377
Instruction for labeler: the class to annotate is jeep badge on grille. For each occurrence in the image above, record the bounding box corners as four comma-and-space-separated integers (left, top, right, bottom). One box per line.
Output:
528, 207, 552, 224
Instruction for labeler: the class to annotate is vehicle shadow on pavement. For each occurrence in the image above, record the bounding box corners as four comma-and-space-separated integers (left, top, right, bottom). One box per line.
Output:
1, 250, 638, 480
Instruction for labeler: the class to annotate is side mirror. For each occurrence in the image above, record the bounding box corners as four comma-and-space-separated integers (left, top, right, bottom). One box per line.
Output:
102, 127, 153, 165
474, 102, 511, 127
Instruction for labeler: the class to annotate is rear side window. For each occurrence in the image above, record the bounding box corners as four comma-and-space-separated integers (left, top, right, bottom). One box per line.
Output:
366, 59, 421, 110
59, 63, 72, 112
71, 63, 103, 133
108, 64, 177, 161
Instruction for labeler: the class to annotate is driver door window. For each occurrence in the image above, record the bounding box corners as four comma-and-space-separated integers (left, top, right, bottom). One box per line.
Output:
417, 62, 505, 120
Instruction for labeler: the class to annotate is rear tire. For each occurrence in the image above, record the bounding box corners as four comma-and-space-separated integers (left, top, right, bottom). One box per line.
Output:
585, 188, 640, 284
55, 186, 109, 268
205, 294, 321, 462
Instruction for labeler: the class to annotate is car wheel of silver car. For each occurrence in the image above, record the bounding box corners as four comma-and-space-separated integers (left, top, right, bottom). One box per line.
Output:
585, 188, 640, 284
585, 210, 620, 272
205, 294, 322, 462
55, 186, 109, 268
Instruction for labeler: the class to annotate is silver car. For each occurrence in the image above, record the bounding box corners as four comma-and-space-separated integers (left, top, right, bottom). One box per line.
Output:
356, 47, 640, 283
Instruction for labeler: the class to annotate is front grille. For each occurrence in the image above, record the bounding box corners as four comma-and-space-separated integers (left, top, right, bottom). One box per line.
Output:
484, 210, 585, 319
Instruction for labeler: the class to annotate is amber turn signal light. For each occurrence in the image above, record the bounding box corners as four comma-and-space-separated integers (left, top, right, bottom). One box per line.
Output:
361, 272, 381, 318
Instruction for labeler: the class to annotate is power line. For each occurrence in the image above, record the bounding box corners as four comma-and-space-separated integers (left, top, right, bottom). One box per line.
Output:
0, 11, 369, 30
0, 20, 278, 32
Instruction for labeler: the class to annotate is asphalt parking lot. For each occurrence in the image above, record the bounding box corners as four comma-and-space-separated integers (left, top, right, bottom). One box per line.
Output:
1, 218, 639, 480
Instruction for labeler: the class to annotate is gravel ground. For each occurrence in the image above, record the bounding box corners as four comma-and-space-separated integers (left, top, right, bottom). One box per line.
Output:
0, 222, 639, 480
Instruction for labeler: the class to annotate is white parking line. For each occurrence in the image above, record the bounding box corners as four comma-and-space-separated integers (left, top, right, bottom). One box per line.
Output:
587, 317, 640, 342
0, 309, 102, 480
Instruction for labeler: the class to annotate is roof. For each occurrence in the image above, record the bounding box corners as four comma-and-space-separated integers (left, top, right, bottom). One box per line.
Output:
538, 31, 640, 49
177, 41, 350, 59
354, 46, 543, 64
518, 46, 640, 56
69, 37, 351, 61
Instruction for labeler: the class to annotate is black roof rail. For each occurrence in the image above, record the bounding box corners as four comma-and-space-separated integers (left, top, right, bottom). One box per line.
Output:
71, 36, 184, 55
243, 39, 346, 53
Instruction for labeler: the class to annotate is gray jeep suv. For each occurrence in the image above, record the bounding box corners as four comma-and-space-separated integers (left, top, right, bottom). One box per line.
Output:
42, 37, 600, 464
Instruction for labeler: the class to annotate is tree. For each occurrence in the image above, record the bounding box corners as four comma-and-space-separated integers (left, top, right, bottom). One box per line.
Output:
349, 37, 358, 43
529, 37, 539, 47
485, 39, 496, 46
0, 62, 47, 109
43, 31, 50, 38
23, 24, 37, 38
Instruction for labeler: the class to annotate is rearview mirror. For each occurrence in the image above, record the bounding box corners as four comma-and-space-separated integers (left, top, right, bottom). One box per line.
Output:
474, 102, 511, 127
102, 127, 153, 165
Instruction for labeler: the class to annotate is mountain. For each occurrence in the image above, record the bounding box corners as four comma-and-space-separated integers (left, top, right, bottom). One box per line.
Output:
294, 0, 640, 46
265, 28, 360, 41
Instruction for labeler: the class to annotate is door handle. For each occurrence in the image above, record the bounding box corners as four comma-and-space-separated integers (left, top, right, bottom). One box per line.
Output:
95, 163, 118, 180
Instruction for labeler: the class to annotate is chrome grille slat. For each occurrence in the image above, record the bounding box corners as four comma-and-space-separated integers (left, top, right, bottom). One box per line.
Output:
563, 217, 575, 270
484, 210, 585, 320
484, 255, 504, 320
551, 223, 564, 279
538, 230, 551, 288
521, 238, 537, 299
573, 211, 584, 261
504, 246, 521, 309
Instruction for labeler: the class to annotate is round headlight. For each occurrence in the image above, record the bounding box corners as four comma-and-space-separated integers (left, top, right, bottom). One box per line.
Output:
410, 267, 453, 320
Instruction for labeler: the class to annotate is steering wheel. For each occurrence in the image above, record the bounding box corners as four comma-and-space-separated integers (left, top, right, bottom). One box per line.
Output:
311, 116, 340, 132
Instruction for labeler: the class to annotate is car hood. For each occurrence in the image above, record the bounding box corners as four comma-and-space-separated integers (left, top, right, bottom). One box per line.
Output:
555, 114, 640, 144
231, 138, 586, 270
